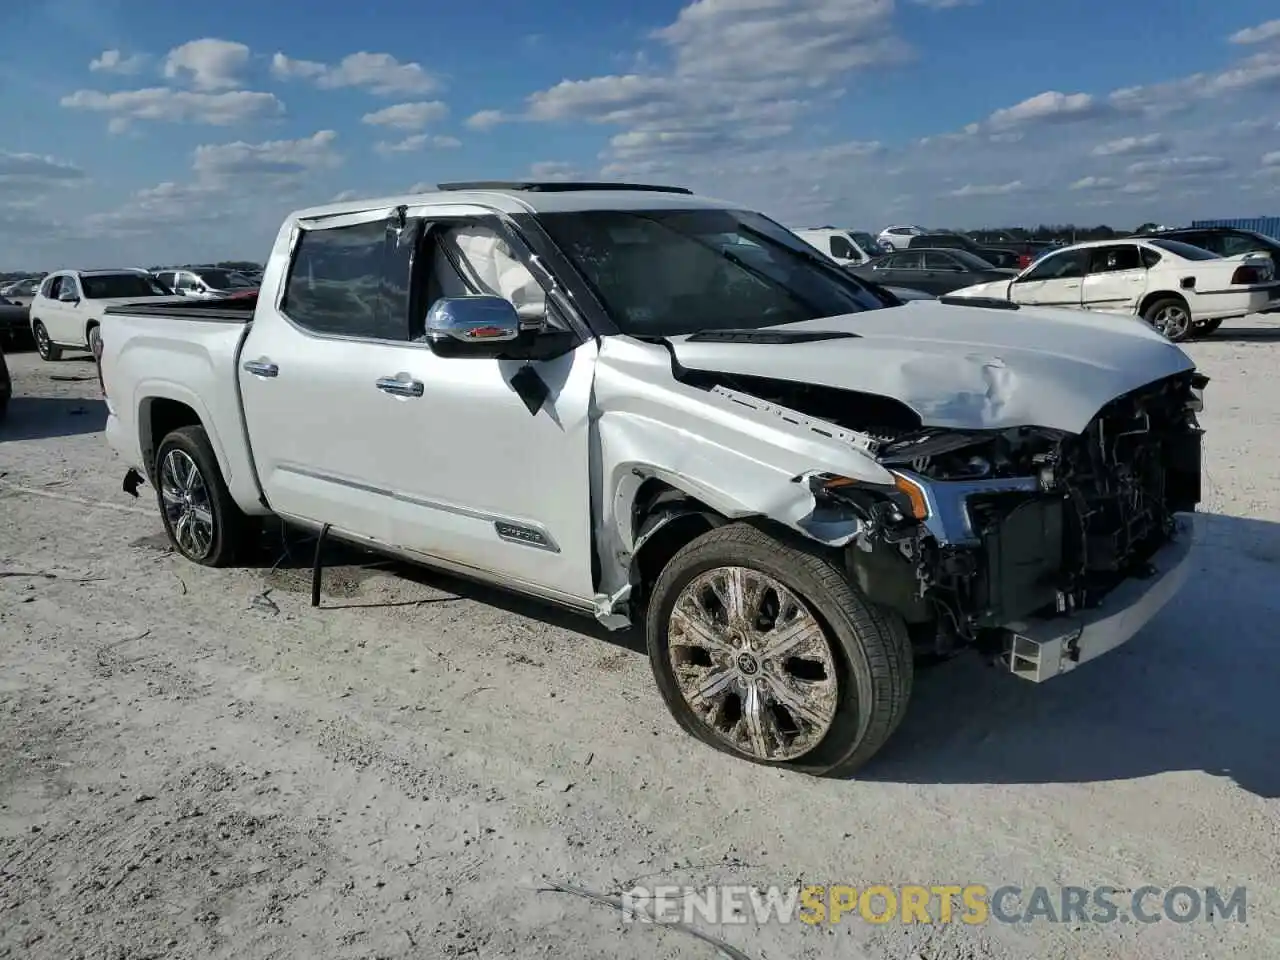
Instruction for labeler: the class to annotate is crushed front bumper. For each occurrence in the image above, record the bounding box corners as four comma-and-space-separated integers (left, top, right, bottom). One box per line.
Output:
1000, 514, 1194, 682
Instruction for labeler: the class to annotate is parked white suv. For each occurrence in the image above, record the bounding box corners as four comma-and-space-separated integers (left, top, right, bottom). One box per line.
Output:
29, 269, 173, 361
876, 225, 926, 250
96, 182, 1204, 776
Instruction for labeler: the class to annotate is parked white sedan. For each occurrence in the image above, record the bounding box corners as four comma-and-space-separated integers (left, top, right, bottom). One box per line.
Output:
946, 237, 1279, 340
28, 270, 176, 361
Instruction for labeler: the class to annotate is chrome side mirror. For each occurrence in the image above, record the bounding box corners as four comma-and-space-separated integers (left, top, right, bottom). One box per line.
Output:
424, 295, 520, 357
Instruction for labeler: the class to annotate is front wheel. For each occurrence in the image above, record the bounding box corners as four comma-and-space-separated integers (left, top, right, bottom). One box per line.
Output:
646, 523, 913, 777
1144, 297, 1192, 341
154, 425, 253, 567
1196, 318, 1224, 337
32, 321, 61, 361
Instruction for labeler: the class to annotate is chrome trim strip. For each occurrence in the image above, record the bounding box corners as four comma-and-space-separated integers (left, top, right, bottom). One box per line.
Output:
278, 514, 587, 609
277, 464, 562, 553
894, 470, 1040, 545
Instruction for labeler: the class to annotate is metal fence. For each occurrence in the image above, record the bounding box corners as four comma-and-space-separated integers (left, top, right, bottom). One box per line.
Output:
1189, 217, 1280, 239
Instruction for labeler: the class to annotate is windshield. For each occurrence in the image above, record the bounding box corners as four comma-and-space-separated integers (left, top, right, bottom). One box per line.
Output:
196, 269, 255, 290
1146, 239, 1218, 261
849, 232, 877, 251
81, 273, 169, 299
536, 208, 886, 336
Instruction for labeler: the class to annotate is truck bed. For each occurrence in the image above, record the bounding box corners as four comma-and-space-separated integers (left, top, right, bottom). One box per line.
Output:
103, 296, 257, 323
99, 297, 262, 512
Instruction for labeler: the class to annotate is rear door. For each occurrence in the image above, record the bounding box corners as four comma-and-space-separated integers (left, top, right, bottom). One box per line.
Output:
1081, 243, 1148, 314
871, 250, 924, 287
1008, 248, 1088, 308
920, 251, 975, 294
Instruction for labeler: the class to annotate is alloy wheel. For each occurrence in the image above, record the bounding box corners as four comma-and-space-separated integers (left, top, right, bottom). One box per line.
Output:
1154, 304, 1190, 340
667, 566, 839, 762
33, 323, 50, 359
160, 449, 215, 560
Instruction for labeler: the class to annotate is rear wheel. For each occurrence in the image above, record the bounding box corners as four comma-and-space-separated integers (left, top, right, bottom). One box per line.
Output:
1144, 297, 1192, 341
86, 322, 101, 355
32, 321, 61, 361
646, 522, 913, 777
154, 425, 253, 567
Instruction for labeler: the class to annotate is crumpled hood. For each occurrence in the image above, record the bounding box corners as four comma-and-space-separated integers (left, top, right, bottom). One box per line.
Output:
666, 299, 1195, 434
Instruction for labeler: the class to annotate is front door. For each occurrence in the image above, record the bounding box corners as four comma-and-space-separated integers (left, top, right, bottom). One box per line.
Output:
1008, 248, 1088, 308
1081, 244, 1148, 314
239, 208, 598, 601
44, 275, 84, 344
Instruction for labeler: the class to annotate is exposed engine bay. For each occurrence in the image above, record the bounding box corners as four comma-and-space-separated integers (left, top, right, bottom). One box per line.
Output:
685, 368, 1206, 653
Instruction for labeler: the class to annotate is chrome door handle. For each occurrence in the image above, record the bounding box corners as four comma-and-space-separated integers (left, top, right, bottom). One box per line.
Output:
376, 376, 424, 398
243, 360, 278, 377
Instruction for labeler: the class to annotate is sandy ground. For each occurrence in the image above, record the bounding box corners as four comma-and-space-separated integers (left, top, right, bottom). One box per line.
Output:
2, 320, 1279, 960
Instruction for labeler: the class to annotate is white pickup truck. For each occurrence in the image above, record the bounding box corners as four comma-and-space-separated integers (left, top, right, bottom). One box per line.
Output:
97, 181, 1206, 776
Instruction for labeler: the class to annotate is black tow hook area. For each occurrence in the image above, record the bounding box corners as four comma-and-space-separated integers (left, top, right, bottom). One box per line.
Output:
122, 467, 145, 498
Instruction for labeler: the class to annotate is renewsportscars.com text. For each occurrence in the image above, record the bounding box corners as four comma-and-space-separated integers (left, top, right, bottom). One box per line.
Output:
620, 884, 1247, 926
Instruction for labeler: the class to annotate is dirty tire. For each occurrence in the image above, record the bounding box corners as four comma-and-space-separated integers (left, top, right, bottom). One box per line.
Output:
1144, 296, 1192, 342
646, 522, 913, 778
154, 425, 253, 568
32, 321, 61, 361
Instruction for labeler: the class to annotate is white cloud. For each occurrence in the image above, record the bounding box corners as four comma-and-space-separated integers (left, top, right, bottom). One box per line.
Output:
476, 0, 908, 173
465, 109, 506, 131
407, 182, 434, 193
986, 91, 1108, 130
85, 181, 233, 235
526, 161, 586, 181
329, 189, 361, 202
909, 0, 979, 7
0, 151, 86, 187
193, 130, 342, 181
373, 134, 461, 155
1069, 176, 1116, 191
947, 180, 1024, 197
1229, 19, 1280, 45
1126, 155, 1228, 177
60, 88, 282, 129
1091, 133, 1168, 157
360, 101, 449, 131
163, 39, 251, 90
89, 49, 146, 74
1120, 182, 1157, 194
271, 51, 439, 95
1261, 150, 1280, 167
652, 0, 909, 83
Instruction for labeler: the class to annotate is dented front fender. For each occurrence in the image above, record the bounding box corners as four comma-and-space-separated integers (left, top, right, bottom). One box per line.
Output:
591, 336, 893, 598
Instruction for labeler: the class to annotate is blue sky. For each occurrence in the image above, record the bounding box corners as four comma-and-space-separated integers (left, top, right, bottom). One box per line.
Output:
1, 0, 1279, 267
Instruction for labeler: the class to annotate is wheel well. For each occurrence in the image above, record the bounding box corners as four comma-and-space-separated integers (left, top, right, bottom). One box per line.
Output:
1138, 291, 1186, 317
84, 319, 99, 341
628, 479, 724, 610
140, 398, 202, 482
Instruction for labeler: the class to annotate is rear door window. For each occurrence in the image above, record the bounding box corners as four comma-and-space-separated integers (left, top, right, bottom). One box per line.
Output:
282, 218, 411, 341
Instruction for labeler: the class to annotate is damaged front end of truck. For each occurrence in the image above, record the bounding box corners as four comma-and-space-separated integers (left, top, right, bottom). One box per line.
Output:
594, 331, 1205, 681
804, 369, 1206, 677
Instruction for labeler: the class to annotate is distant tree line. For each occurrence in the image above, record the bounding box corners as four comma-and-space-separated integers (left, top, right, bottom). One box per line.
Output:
0, 261, 263, 283
948, 223, 1166, 243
